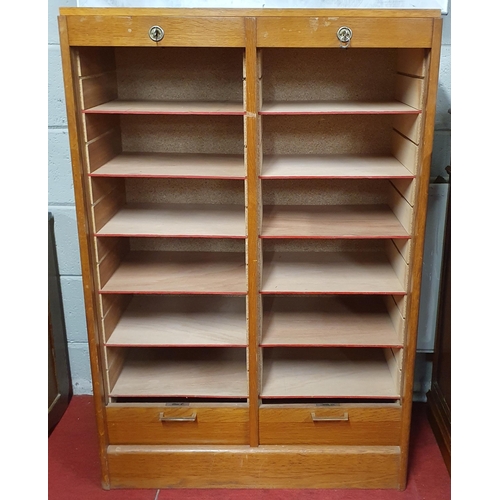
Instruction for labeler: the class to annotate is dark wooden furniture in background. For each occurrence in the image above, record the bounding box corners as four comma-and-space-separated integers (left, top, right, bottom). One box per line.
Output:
426, 167, 451, 474
49, 213, 73, 434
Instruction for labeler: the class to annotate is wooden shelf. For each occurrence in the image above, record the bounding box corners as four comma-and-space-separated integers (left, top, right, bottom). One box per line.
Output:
261, 348, 399, 399
90, 153, 246, 179
261, 155, 414, 179
260, 101, 420, 115
106, 296, 247, 347
262, 296, 401, 347
101, 251, 246, 294
110, 348, 247, 398
84, 100, 245, 115
261, 252, 405, 294
261, 205, 409, 239
97, 203, 246, 238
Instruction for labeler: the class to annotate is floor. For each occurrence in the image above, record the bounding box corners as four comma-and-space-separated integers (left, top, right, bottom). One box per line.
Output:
48, 397, 451, 499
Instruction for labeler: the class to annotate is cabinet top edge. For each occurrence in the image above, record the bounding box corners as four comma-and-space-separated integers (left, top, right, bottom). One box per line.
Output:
58, 8, 442, 18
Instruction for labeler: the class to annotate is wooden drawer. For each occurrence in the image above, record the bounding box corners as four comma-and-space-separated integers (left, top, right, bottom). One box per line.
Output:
257, 17, 434, 48
259, 406, 401, 446
106, 406, 249, 445
65, 16, 245, 47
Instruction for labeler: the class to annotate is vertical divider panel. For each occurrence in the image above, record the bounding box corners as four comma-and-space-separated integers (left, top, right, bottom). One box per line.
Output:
388, 182, 413, 234
101, 294, 133, 343
390, 178, 415, 207
96, 237, 130, 292
59, 17, 113, 487
398, 21, 442, 490
393, 114, 421, 144
76, 46, 118, 110
397, 48, 427, 78
383, 296, 405, 345
75, 46, 119, 405
392, 238, 411, 264
106, 346, 126, 396
394, 75, 424, 111
386, 240, 409, 291
384, 348, 403, 396
244, 17, 261, 447
76, 47, 122, 407
391, 130, 419, 175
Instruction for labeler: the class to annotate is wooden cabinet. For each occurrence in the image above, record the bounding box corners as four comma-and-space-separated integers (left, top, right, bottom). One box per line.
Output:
58, 7, 442, 490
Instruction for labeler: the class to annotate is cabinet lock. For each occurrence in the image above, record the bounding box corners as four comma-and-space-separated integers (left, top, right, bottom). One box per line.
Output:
149, 25, 165, 43
337, 26, 352, 48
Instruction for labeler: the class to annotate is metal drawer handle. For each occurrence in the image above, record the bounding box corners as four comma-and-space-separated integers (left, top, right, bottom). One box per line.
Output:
311, 412, 349, 422
159, 412, 197, 422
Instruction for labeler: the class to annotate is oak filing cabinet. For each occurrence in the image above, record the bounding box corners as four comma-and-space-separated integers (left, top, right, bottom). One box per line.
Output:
58, 7, 442, 489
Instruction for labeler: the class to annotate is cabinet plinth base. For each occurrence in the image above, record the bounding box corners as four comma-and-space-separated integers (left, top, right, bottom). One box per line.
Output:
107, 444, 402, 489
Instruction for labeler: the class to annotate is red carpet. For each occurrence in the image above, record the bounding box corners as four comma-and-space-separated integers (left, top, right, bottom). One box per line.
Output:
49, 397, 450, 499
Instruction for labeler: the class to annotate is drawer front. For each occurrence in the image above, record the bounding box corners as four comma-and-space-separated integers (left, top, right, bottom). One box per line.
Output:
66, 16, 245, 47
106, 406, 249, 445
259, 406, 401, 445
257, 17, 434, 48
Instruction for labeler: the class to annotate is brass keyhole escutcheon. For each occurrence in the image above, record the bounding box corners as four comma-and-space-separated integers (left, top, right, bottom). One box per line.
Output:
149, 25, 164, 42
337, 26, 352, 48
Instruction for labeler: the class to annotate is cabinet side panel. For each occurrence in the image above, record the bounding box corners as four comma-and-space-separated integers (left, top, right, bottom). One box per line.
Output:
398, 18, 443, 490
58, 15, 111, 487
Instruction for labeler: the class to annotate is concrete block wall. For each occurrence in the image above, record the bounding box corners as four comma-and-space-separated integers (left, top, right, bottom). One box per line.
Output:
430, 1, 451, 180
48, 1, 451, 396
49, 0, 93, 394
413, 2, 451, 401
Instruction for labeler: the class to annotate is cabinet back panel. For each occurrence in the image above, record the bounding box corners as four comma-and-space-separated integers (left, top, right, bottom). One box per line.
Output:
262, 115, 393, 155
262, 48, 396, 103
263, 178, 395, 206
120, 115, 244, 154
130, 238, 245, 254
115, 47, 244, 102
262, 239, 386, 253
125, 178, 244, 205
